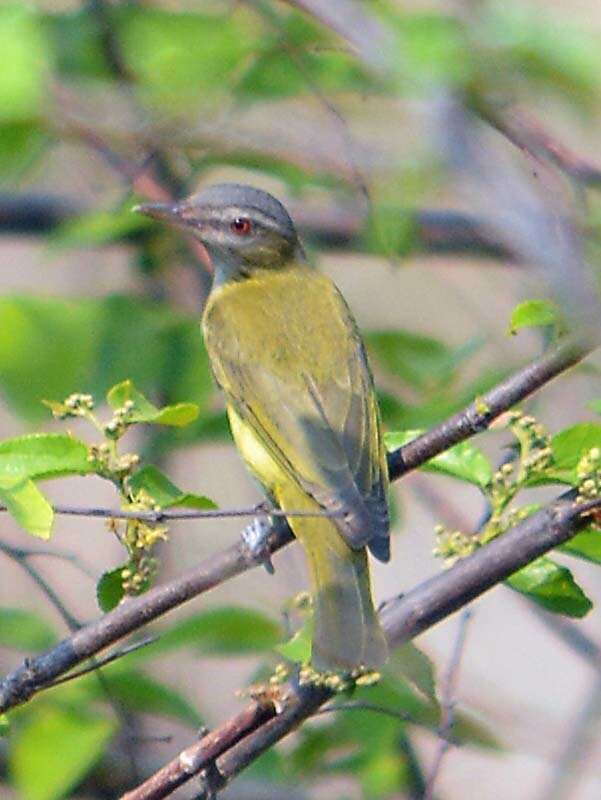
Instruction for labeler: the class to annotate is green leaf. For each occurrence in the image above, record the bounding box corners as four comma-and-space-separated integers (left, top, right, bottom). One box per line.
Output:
0, 121, 47, 182
107, 379, 158, 418
128, 465, 216, 509
509, 299, 561, 334
9, 706, 115, 800
0, 297, 99, 422
0, 5, 52, 123
0, 608, 57, 650
277, 617, 313, 664
107, 380, 199, 427
52, 207, 149, 248
385, 430, 492, 488
0, 477, 53, 538
386, 643, 436, 701
237, 10, 374, 100
559, 527, 601, 565
146, 607, 282, 657
0, 433, 91, 481
92, 670, 202, 728
549, 423, 601, 483
96, 567, 125, 613
367, 331, 479, 391
506, 556, 592, 617
0, 296, 214, 427
0, 714, 8, 737
152, 403, 200, 426
118, 7, 253, 111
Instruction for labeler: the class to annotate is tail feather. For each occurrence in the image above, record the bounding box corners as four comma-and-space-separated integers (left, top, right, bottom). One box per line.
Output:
281, 487, 388, 672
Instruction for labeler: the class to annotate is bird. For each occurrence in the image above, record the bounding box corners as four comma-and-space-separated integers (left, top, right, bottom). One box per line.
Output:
135, 183, 390, 672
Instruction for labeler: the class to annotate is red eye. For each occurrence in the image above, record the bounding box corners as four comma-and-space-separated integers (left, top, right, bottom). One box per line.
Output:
230, 217, 252, 236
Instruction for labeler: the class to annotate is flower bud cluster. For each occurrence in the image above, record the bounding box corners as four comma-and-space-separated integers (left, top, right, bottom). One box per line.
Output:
50, 393, 94, 419
577, 447, 601, 501
104, 400, 136, 439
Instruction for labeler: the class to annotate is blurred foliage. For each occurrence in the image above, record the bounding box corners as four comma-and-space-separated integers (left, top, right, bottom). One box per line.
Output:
1, 0, 601, 798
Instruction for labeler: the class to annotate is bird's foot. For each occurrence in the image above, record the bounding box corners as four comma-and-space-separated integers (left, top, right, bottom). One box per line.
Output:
241, 516, 275, 574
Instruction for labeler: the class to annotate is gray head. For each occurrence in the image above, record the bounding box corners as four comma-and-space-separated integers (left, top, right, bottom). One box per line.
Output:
135, 183, 303, 282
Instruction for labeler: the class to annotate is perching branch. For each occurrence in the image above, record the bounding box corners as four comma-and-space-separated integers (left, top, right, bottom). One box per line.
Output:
123, 494, 601, 800
0, 338, 592, 714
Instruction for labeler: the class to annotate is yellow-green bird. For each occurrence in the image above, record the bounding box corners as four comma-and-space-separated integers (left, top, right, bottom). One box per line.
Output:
136, 184, 390, 671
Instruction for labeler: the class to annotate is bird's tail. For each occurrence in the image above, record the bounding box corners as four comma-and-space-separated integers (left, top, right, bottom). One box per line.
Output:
281, 488, 388, 672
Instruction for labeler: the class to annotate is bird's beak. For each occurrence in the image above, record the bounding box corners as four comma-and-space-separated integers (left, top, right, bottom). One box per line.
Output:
132, 201, 184, 224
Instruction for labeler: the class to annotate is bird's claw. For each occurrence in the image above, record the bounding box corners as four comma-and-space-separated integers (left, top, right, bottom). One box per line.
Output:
242, 516, 275, 574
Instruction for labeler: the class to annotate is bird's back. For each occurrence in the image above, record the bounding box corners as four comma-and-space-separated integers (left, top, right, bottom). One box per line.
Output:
203, 264, 390, 560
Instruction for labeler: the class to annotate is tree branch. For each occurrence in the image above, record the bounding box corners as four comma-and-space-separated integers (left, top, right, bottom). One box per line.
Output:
388, 336, 592, 480
0, 338, 593, 715
479, 103, 601, 188
126, 494, 599, 800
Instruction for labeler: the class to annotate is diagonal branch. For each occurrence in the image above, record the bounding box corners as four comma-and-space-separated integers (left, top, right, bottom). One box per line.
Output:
478, 102, 601, 189
0, 338, 593, 715
388, 336, 591, 479
122, 494, 601, 800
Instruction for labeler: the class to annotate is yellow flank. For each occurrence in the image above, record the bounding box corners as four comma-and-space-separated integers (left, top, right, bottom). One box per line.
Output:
203, 264, 389, 671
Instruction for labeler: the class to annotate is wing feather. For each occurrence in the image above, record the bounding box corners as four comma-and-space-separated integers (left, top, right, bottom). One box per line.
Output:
203, 267, 390, 560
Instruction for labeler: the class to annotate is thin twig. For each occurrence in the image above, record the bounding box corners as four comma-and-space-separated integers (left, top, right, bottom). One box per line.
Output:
537, 673, 601, 800
0, 504, 345, 523
47, 636, 157, 688
0, 540, 81, 632
423, 609, 472, 800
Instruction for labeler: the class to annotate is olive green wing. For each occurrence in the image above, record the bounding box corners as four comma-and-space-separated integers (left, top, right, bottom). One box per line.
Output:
204, 275, 390, 561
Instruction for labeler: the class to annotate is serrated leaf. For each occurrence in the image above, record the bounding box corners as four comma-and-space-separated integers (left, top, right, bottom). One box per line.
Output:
128, 465, 216, 509
506, 556, 592, 617
0, 433, 91, 481
0, 477, 53, 538
509, 299, 561, 334
0, 608, 57, 650
96, 567, 125, 612
144, 607, 282, 657
559, 527, 601, 565
385, 430, 492, 488
9, 706, 115, 800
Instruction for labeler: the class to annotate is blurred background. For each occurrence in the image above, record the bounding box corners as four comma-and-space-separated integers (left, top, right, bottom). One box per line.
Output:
1, 0, 601, 798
